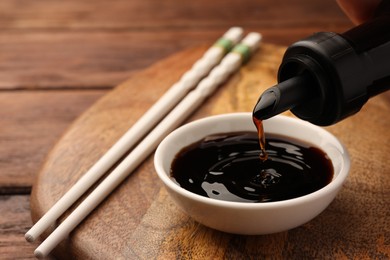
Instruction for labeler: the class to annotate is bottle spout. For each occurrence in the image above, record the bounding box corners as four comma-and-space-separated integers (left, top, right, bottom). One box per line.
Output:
252, 89, 279, 120
253, 74, 315, 121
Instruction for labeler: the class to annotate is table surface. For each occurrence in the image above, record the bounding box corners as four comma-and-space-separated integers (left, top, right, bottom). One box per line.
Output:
1, 0, 388, 259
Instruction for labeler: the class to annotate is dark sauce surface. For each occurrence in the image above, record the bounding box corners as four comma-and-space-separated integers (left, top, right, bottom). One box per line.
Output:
170, 132, 333, 203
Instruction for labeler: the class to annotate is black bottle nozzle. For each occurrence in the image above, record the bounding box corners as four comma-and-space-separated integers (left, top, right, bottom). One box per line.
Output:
253, 74, 316, 120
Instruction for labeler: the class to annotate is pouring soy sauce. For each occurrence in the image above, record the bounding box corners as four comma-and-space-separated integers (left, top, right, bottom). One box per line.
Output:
171, 2, 389, 203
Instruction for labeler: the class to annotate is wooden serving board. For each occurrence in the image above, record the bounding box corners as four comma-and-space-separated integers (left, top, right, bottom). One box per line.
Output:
31, 44, 390, 259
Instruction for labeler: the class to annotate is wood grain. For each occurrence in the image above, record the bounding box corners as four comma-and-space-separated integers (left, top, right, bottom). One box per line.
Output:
0, 31, 217, 89
0, 90, 106, 190
30, 44, 390, 259
0, 28, 356, 90
0, 0, 352, 90
0, 0, 349, 30
0, 195, 36, 259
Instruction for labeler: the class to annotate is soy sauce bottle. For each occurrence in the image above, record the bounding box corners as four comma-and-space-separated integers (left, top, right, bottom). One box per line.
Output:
253, 0, 390, 126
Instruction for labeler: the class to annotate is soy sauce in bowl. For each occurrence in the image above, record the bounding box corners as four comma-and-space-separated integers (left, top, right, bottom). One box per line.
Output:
171, 131, 333, 203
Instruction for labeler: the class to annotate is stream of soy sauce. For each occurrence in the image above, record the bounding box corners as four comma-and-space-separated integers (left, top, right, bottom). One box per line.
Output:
253, 117, 268, 161
170, 123, 333, 203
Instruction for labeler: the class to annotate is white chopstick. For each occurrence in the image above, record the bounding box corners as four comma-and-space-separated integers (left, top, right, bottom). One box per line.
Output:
25, 27, 243, 244
33, 32, 262, 258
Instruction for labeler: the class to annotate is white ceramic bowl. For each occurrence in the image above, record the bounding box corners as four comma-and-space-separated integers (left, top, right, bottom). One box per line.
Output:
154, 113, 350, 235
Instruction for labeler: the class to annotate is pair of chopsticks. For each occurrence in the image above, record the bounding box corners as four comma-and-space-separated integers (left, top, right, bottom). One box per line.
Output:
26, 27, 262, 258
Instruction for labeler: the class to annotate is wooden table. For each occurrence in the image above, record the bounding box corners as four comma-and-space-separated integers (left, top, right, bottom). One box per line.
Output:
1, 0, 388, 259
